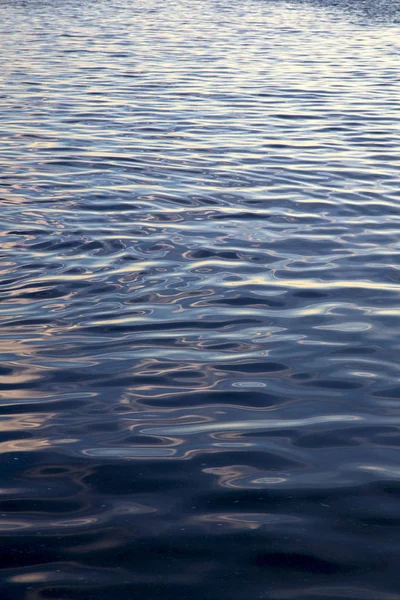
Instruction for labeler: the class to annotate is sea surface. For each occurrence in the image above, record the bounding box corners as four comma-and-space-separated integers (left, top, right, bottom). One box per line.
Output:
1, 0, 400, 598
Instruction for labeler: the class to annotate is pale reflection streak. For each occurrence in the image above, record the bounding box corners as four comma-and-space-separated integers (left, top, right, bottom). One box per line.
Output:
194, 511, 301, 530
144, 414, 363, 436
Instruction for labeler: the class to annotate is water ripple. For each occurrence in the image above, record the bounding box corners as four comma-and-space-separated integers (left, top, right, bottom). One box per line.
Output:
1, 0, 400, 597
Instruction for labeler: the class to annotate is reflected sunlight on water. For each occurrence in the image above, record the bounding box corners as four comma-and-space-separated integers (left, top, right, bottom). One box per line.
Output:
1, 0, 400, 598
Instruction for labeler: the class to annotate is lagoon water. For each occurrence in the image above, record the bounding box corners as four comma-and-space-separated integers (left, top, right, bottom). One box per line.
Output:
1, 0, 400, 598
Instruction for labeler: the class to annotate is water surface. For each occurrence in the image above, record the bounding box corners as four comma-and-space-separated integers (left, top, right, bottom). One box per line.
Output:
1, 0, 400, 598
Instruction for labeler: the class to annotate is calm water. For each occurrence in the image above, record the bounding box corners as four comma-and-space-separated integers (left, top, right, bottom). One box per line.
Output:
1, 0, 400, 598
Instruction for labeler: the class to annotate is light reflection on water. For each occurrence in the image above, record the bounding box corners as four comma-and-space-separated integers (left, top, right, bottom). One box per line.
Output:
1, 0, 400, 597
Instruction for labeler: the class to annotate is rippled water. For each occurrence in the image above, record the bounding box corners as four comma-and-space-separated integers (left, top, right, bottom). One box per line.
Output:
1, 0, 400, 597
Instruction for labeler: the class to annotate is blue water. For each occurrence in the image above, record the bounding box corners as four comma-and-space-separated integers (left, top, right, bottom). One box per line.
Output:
1, 0, 400, 598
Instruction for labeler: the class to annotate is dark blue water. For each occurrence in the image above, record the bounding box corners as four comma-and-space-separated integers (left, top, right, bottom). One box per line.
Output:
1, 0, 400, 598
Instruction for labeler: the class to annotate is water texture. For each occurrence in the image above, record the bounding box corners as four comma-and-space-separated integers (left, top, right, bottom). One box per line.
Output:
1, 0, 400, 598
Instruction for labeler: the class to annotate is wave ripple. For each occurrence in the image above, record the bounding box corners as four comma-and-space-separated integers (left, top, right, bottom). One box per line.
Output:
1, 0, 400, 598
